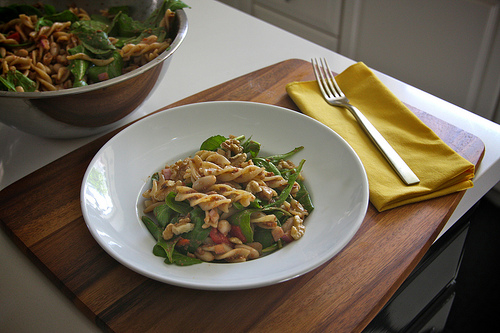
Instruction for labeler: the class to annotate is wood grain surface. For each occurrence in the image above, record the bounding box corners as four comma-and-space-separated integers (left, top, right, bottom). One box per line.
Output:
0, 59, 485, 333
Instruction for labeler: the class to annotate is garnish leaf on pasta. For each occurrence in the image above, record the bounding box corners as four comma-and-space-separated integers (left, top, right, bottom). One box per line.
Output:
107, 11, 146, 38
153, 237, 176, 263
153, 204, 176, 229
200, 135, 227, 151
182, 207, 211, 252
240, 137, 261, 158
68, 45, 90, 87
164, 0, 191, 12
145, 0, 190, 28
141, 216, 163, 241
228, 209, 256, 243
165, 191, 191, 215
254, 227, 278, 249
87, 51, 124, 82
44, 9, 78, 23
0, 70, 36, 92
168, 251, 202, 266
71, 22, 116, 56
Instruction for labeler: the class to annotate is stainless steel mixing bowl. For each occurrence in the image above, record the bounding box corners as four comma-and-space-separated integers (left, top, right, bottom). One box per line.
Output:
0, 0, 188, 138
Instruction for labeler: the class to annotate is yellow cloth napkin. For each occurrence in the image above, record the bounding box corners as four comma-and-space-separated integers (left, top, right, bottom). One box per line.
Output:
286, 62, 475, 211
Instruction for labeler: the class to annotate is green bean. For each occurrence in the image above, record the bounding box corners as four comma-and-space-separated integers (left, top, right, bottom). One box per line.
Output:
253, 157, 281, 175
264, 159, 305, 208
264, 146, 304, 163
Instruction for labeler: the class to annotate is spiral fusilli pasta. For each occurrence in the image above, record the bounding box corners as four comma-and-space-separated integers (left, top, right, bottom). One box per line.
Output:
0, 1, 186, 92
140, 135, 314, 265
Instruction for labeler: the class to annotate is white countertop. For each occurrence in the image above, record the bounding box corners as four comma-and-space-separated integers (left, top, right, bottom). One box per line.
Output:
1, 1, 499, 332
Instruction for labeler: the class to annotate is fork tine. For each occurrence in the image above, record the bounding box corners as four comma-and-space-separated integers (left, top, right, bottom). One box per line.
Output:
320, 58, 344, 98
311, 58, 329, 99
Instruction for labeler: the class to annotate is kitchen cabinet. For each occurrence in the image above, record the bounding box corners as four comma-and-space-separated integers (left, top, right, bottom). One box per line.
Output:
217, 0, 342, 51
218, 0, 500, 123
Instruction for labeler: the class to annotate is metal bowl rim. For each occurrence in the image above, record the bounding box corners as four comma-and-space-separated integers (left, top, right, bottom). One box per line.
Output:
0, 9, 188, 99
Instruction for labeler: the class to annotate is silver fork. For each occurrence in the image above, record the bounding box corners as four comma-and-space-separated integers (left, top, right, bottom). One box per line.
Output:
311, 58, 420, 185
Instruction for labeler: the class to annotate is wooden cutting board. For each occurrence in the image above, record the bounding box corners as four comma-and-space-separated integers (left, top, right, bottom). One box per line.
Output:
0, 59, 484, 333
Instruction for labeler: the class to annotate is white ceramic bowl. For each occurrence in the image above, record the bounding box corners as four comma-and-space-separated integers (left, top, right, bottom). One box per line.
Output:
81, 101, 369, 290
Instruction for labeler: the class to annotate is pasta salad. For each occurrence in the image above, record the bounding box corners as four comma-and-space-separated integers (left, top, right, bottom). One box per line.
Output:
141, 135, 314, 266
0, 0, 189, 92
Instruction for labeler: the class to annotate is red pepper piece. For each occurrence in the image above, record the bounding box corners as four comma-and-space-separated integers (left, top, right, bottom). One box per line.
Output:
209, 228, 230, 244
7, 32, 21, 43
229, 225, 247, 244
176, 237, 190, 247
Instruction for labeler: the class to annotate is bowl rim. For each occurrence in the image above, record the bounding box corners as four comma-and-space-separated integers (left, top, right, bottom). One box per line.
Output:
0, 8, 188, 99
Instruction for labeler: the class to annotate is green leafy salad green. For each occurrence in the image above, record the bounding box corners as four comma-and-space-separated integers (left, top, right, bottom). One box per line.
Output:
0, 0, 189, 92
141, 135, 314, 266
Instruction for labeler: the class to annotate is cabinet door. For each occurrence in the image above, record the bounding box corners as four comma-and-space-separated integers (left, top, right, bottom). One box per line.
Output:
252, 0, 342, 51
339, 0, 500, 120
255, 0, 342, 34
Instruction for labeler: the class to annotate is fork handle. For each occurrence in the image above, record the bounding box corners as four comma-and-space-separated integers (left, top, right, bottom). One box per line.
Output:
348, 105, 420, 185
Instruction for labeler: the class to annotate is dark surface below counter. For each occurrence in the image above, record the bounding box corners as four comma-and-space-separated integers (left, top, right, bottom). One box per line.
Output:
445, 196, 499, 332
363, 194, 499, 333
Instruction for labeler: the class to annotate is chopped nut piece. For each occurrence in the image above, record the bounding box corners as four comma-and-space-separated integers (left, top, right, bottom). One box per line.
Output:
290, 215, 306, 240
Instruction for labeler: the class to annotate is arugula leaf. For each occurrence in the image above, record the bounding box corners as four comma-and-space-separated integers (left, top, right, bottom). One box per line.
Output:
144, 0, 190, 28
153, 237, 176, 263
112, 25, 168, 48
241, 138, 261, 158
144, 0, 169, 28
71, 21, 116, 56
0, 76, 16, 92
228, 209, 256, 242
108, 6, 130, 16
44, 9, 78, 23
253, 227, 275, 249
87, 50, 123, 83
262, 239, 283, 253
165, 191, 191, 215
34, 17, 54, 31
262, 206, 291, 222
75, 19, 110, 33
183, 207, 211, 253
68, 45, 89, 87
153, 203, 177, 229
43, 4, 57, 16
200, 135, 227, 151
165, 0, 191, 11
1, 70, 37, 92
107, 11, 146, 37
166, 250, 202, 266
141, 215, 163, 241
